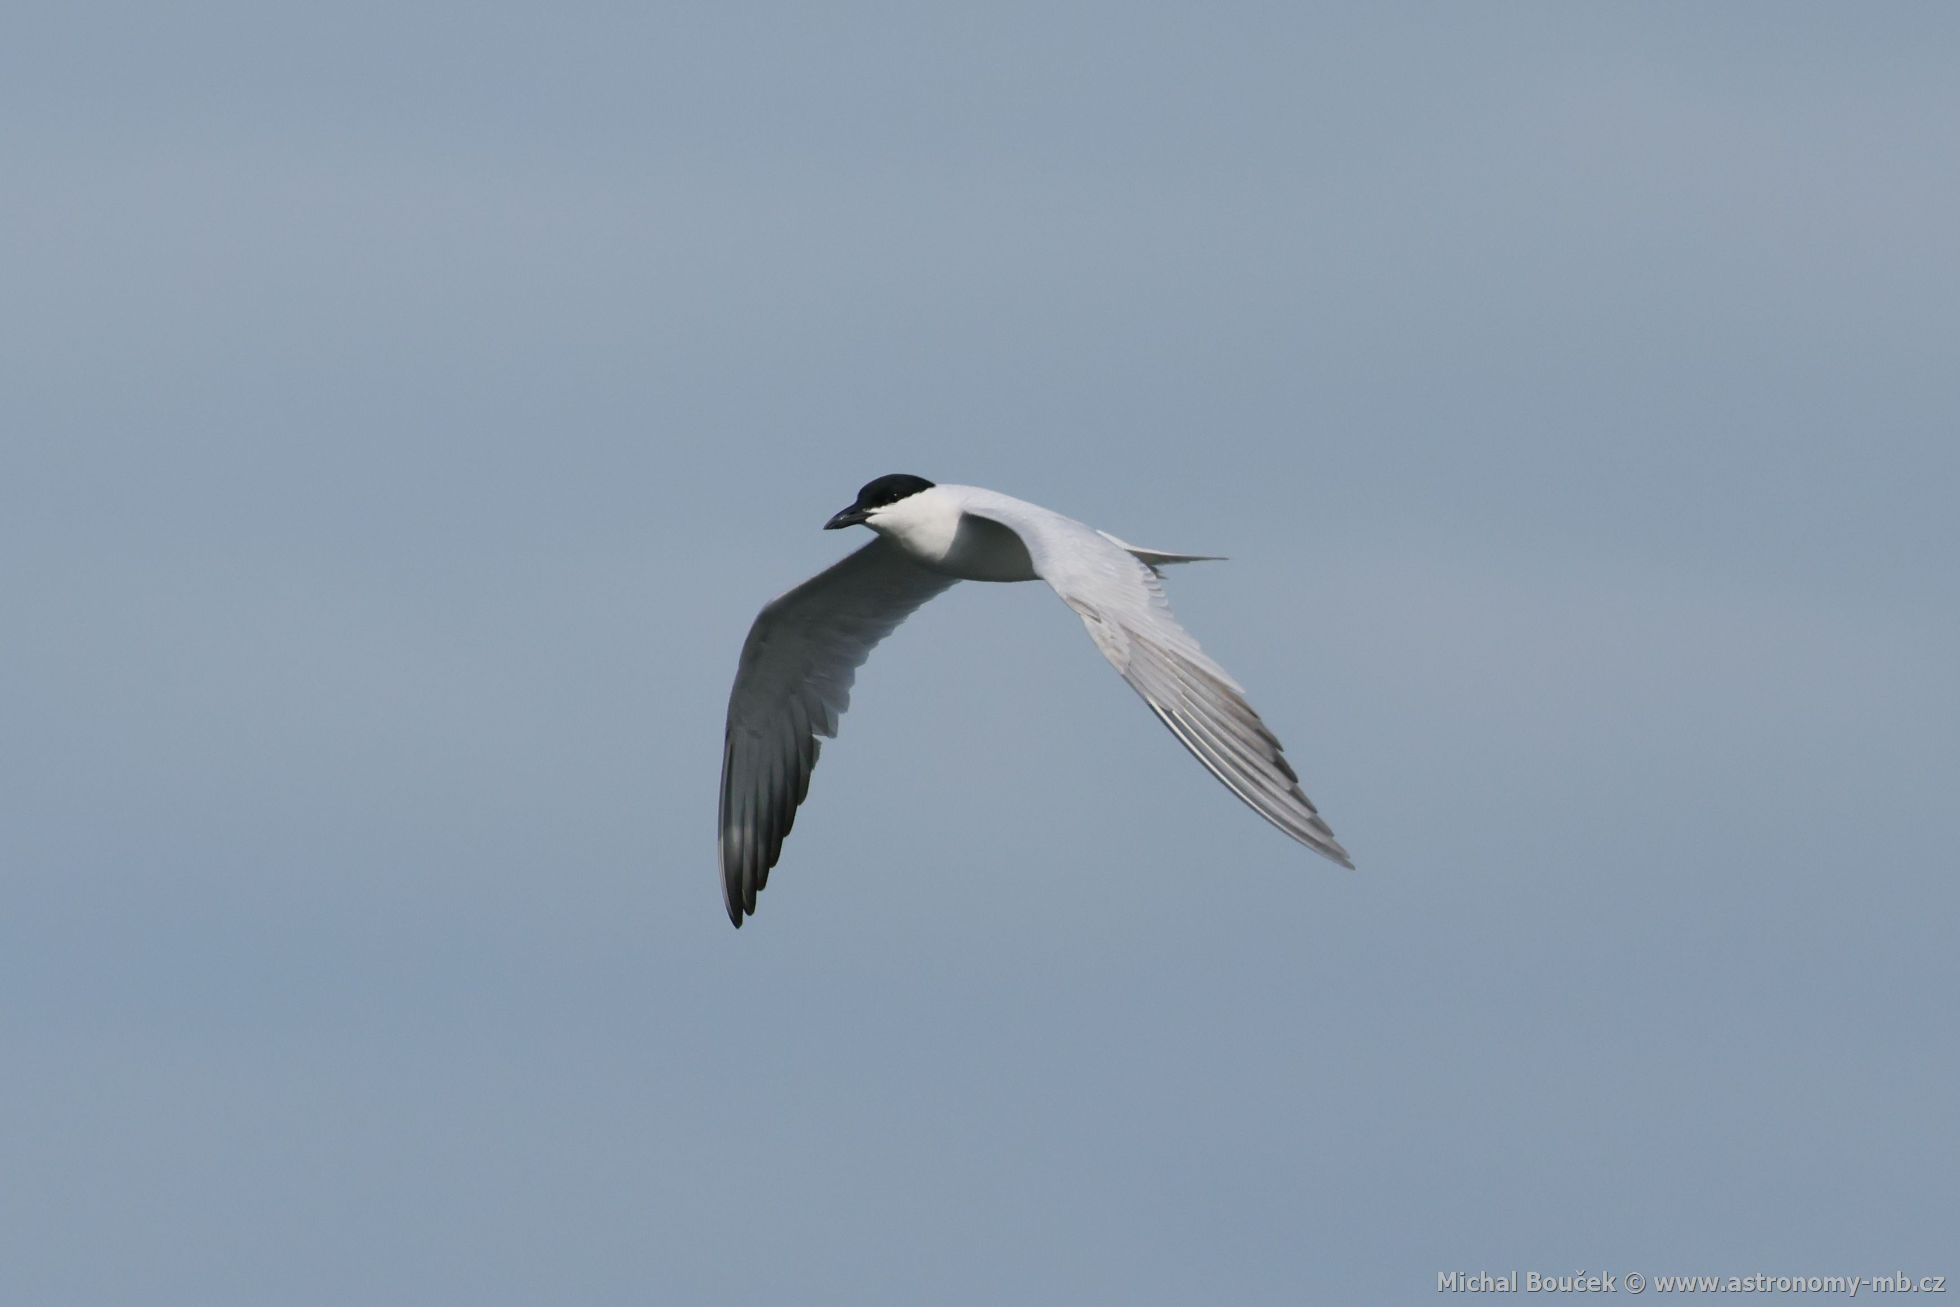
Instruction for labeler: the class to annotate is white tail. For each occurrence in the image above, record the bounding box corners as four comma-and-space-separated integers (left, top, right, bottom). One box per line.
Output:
1097, 530, 1226, 569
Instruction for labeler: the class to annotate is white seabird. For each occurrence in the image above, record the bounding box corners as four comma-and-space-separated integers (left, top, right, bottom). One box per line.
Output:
719, 474, 1353, 926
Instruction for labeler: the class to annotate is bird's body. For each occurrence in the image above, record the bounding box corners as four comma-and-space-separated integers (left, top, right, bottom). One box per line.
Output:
718, 475, 1352, 927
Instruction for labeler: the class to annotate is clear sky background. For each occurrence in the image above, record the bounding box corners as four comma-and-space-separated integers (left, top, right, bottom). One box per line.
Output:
4, 4, 1956, 1303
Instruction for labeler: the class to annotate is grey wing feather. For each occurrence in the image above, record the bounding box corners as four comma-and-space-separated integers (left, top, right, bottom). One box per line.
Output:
720, 539, 959, 926
966, 498, 1352, 868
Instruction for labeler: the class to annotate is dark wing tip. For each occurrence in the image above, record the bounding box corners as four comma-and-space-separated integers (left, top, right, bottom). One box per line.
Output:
720, 851, 747, 928
1303, 815, 1356, 869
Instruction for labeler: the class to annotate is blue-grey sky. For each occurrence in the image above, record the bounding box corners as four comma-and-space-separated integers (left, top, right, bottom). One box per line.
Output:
4, 4, 1956, 1303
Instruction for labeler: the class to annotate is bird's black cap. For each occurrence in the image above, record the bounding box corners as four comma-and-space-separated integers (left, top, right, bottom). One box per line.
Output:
824, 474, 935, 529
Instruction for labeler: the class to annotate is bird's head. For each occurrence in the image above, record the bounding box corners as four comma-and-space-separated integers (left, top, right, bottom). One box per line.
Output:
823, 474, 936, 531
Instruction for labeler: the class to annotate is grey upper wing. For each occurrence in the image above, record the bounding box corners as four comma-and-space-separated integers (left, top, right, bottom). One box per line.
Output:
963, 499, 1353, 867
720, 539, 959, 926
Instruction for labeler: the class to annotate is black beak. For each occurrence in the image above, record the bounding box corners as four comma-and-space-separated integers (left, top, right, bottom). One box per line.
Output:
823, 505, 869, 530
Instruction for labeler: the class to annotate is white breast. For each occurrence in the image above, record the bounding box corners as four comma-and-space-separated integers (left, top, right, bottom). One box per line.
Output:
871, 487, 1039, 583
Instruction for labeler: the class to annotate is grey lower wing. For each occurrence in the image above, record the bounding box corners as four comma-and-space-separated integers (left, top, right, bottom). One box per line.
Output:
719, 539, 958, 926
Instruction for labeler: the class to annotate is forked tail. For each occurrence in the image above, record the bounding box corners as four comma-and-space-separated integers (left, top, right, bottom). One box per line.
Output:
1097, 530, 1226, 569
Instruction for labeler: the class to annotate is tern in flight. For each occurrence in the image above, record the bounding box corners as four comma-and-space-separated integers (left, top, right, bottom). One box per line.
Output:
719, 475, 1352, 926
